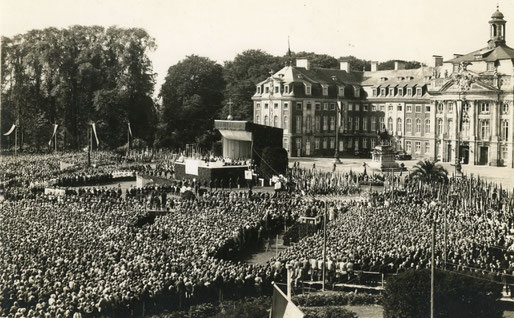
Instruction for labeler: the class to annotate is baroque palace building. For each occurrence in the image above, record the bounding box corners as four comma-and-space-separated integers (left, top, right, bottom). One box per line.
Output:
252, 8, 514, 167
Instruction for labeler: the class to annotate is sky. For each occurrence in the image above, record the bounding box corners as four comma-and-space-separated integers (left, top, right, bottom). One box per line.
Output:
2, 0, 514, 96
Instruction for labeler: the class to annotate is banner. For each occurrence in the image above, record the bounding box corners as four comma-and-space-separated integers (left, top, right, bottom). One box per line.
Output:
128, 122, 133, 138
185, 159, 199, 176
245, 170, 253, 180
44, 188, 66, 196
91, 123, 100, 146
3, 124, 16, 136
48, 124, 59, 146
270, 283, 304, 318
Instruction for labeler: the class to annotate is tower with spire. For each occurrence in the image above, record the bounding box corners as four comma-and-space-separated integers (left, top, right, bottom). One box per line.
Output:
488, 5, 506, 48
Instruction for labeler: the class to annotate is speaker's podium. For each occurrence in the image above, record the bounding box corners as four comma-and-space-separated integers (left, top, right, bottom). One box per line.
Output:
174, 120, 283, 185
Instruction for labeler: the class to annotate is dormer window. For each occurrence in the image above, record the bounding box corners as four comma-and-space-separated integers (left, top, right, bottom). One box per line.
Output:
407, 88, 412, 96
452, 64, 459, 72
354, 86, 360, 98
389, 88, 395, 96
416, 88, 422, 96
305, 85, 311, 95
398, 88, 403, 96
265, 87, 269, 93
338, 86, 345, 97
487, 62, 495, 71
257, 86, 261, 94
380, 88, 386, 96
372, 88, 377, 97
275, 86, 279, 93
284, 85, 289, 94
322, 85, 329, 96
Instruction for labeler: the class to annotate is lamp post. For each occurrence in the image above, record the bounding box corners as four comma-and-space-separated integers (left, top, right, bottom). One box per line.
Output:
334, 100, 341, 164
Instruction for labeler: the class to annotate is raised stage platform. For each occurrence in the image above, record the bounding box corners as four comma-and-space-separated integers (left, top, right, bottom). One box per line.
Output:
174, 159, 250, 185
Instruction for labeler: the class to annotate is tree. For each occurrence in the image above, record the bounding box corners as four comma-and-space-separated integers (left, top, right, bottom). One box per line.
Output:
289, 51, 339, 69
158, 55, 225, 148
383, 269, 502, 318
409, 159, 448, 184
378, 60, 424, 70
338, 55, 371, 71
221, 50, 283, 121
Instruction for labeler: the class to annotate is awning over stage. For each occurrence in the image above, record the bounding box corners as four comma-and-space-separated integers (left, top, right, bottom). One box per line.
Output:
218, 130, 252, 141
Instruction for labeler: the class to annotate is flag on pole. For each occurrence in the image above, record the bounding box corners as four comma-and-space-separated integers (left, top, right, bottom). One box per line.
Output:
91, 123, 100, 146
3, 124, 16, 136
48, 124, 59, 146
128, 122, 133, 138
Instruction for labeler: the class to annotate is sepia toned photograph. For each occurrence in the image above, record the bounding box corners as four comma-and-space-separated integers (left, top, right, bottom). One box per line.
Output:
1, 0, 514, 317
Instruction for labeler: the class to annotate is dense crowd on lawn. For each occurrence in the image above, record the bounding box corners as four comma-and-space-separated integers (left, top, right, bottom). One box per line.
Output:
273, 176, 514, 289
1, 161, 349, 318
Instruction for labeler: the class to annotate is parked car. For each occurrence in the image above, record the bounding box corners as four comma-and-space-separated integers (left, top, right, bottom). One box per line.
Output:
395, 152, 412, 160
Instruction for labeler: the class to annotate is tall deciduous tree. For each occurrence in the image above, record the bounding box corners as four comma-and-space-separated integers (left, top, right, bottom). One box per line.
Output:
158, 55, 225, 149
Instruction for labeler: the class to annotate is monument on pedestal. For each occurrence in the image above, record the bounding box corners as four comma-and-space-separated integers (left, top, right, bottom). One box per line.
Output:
368, 131, 401, 171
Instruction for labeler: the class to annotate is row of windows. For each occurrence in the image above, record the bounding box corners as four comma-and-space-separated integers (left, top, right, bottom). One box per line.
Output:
295, 138, 378, 150
435, 102, 510, 114
372, 86, 424, 97
405, 141, 431, 154
256, 83, 362, 98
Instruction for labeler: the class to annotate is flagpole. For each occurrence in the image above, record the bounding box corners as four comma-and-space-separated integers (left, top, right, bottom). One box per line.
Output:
54, 124, 58, 152
127, 123, 130, 158
14, 126, 17, 156
88, 125, 91, 167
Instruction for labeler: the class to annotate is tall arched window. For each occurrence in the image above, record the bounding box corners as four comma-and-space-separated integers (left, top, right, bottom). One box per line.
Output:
424, 119, 430, 134
306, 115, 312, 132
437, 118, 443, 135
396, 118, 402, 134
264, 115, 269, 126
283, 116, 288, 130
502, 120, 509, 141
416, 119, 421, 133
387, 117, 393, 132
273, 115, 279, 127
406, 118, 412, 132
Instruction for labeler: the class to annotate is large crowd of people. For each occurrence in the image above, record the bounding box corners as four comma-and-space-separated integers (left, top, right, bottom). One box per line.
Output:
2, 151, 514, 317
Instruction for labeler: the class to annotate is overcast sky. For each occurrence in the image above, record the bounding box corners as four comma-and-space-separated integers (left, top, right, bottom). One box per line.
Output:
2, 0, 514, 96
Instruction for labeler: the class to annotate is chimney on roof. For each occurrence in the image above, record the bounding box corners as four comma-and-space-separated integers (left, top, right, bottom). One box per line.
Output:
340, 61, 351, 72
453, 54, 463, 59
296, 58, 310, 70
432, 55, 443, 67
371, 61, 378, 72
394, 61, 406, 70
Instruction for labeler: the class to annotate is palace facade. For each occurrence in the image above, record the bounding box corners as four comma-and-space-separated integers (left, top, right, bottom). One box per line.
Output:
252, 8, 514, 167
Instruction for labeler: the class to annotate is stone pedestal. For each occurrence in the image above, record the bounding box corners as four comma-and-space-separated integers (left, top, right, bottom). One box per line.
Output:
368, 144, 400, 171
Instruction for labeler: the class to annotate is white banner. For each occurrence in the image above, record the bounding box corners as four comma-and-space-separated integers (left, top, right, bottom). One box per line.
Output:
48, 124, 59, 146
3, 124, 16, 136
185, 159, 199, 176
44, 188, 66, 196
91, 123, 100, 146
128, 122, 133, 138
244, 170, 253, 180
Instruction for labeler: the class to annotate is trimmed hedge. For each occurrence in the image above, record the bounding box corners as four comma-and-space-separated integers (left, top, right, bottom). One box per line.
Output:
292, 292, 381, 307
383, 269, 503, 318
302, 307, 358, 318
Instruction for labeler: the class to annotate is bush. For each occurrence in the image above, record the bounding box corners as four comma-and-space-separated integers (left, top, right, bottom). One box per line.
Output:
292, 292, 381, 307
259, 146, 288, 180
383, 269, 503, 318
302, 307, 358, 318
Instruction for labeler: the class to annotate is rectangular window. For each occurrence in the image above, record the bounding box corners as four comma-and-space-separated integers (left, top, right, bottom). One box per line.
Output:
502, 120, 509, 141
265, 87, 269, 93
323, 103, 329, 111
372, 88, 377, 97
371, 117, 376, 131
503, 102, 509, 114
415, 105, 421, 113
257, 87, 261, 94
315, 116, 321, 132
296, 102, 302, 110
348, 117, 353, 131
330, 103, 336, 110
284, 85, 289, 94
275, 86, 279, 93
502, 145, 508, 161
264, 103, 269, 109
363, 118, 368, 131
406, 141, 412, 153
481, 102, 490, 113
315, 138, 320, 150
381, 88, 386, 96
388, 105, 393, 111
425, 142, 430, 154
323, 86, 328, 96
274, 103, 278, 109
398, 88, 403, 96
447, 102, 453, 113
380, 104, 385, 111
284, 103, 288, 109
296, 115, 302, 133
397, 105, 402, 111
323, 138, 327, 149
329, 137, 335, 149
379, 117, 385, 131
330, 116, 335, 131
407, 88, 412, 96
415, 141, 421, 153
480, 120, 490, 139
305, 86, 311, 95
354, 117, 359, 131
256, 103, 260, 109
306, 103, 312, 110
425, 105, 431, 112
363, 138, 368, 148
389, 88, 395, 96
323, 116, 328, 131
487, 61, 495, 71
316, 103, 321, 111
371, 138, 376, 148
348, 104, 353, 111
296, 138, 301, 152
417, 88, 422, 96
363, 104, 368, 111
406, 105, 412, 113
